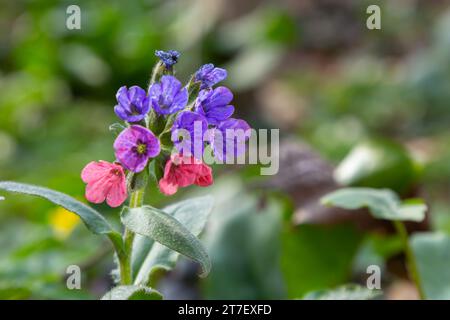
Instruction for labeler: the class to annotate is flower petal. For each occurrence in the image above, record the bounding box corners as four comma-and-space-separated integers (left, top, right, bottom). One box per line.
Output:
81, 161, 111, 184
116, 86, 130, 106
159, 178, 178, 195
106, 178, 128, 207
85, 174, 111, 204
195, 163, 213, 187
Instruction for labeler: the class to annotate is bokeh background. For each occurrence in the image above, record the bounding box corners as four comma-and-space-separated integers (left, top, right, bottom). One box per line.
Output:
1, 0, 450, 299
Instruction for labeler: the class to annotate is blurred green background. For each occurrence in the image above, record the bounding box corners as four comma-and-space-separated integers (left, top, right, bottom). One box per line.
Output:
1, 0, 450, 299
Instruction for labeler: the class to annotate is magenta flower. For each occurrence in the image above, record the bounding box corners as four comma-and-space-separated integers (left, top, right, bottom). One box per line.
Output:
195, 63, 227, 89
113, 125, 161, 173
148, 75, 188, 115
81, 161, 127, 207
194, 86, 235, 126
114, 86, 151, 122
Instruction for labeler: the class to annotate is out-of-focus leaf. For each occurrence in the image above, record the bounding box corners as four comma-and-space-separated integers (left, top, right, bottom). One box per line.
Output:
202, 179, 285, 299
123, 197, 213, 283
226, 44, 283, 91
321, 187, 427, 222
0, 220, 101, 300
0, 286, 32, 300
101, 285, 162, 300
334, 139, 417, 194
352, 233, 403, 274
411, 232, 450, 299
303, 284, 382, 300
281, 223, 362, 298
0, 182, 123, 251
264, 10, 297, 45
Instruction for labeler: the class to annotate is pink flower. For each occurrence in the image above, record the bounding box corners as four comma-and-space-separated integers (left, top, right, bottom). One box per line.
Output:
81, 161, 128, 207
158, 154, 213, 196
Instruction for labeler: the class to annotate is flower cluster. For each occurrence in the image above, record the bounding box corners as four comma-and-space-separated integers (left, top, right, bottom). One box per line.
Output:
81, 50, 251, 207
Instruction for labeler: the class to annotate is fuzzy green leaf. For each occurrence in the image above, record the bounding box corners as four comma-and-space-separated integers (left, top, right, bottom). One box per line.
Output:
101, 285, 162, 300
121, 198, 212, 281
131, 196, 213, 285
0, 181, 123, 251
303, 284, 382, 300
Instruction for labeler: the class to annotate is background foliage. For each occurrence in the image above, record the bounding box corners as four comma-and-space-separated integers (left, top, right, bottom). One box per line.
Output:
1, 0, 450, 299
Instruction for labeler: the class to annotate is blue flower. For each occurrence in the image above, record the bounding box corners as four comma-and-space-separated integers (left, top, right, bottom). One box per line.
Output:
148, 75, 188, 115
195, 63, 227, 89
194, 86, 234, 126
171, 111, 208, 157
114, 86, 151, 122
208, 118, 251, 162
155, 50, 180, 68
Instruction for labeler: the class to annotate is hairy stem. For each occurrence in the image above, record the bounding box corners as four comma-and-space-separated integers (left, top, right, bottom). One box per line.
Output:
393, 220, 425, 299
120, 188, 144, 285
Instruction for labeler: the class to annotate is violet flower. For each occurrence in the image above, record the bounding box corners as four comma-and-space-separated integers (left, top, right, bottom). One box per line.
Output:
113, 125, 161, 173
208, 118, 251, 162
155, 50, 180, 68
114, 86, 150, 122
194, 86, 235, 126
148, 75, 188, 115
171, 111, 208, 158
195, 63, 227, 89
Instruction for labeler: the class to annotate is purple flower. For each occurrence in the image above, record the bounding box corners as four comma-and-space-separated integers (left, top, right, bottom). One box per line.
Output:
194, 87, 235, 126
155, 50, 180, 68
171, 111, 208, 158
148, 75, 188, 115
114, 125, 161, 173
208, 118, 251, 162
195, 64, 227, 89
114, 86, 150, 122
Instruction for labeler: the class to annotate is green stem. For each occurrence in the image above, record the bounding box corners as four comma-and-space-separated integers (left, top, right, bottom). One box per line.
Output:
393, 220, 425, 299
120, 188, 144, 285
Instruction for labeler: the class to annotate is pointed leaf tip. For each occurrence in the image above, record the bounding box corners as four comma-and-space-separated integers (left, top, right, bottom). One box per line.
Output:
0, 181, 123, 251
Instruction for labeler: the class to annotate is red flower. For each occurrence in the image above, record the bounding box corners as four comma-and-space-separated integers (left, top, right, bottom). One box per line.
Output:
158, 154, 213, 195
81, 161, 127, 207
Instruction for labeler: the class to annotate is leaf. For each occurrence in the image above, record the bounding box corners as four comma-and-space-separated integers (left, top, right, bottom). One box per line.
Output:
411, 232, 450, 299
148, 156, 166, 182
321, 187, 426, 222
121, 198, 212, 281
0, 181, 123, 251
131, 196, 213, 285
109, 123, 126, 137
281, 223, 362, 298
303, 284, 382, 300
101, 285, 162, 300
334, 139, 416, 194
0, 287, 32, 300
203, 191, 286, 299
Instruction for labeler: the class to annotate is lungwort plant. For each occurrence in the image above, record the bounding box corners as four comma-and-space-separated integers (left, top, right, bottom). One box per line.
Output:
0, 50, 251, 300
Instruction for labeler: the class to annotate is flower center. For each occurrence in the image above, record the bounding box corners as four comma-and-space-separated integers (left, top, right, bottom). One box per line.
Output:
110, 168, 121, 176
130, 104, 140, 115
136, 143, 147, 155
